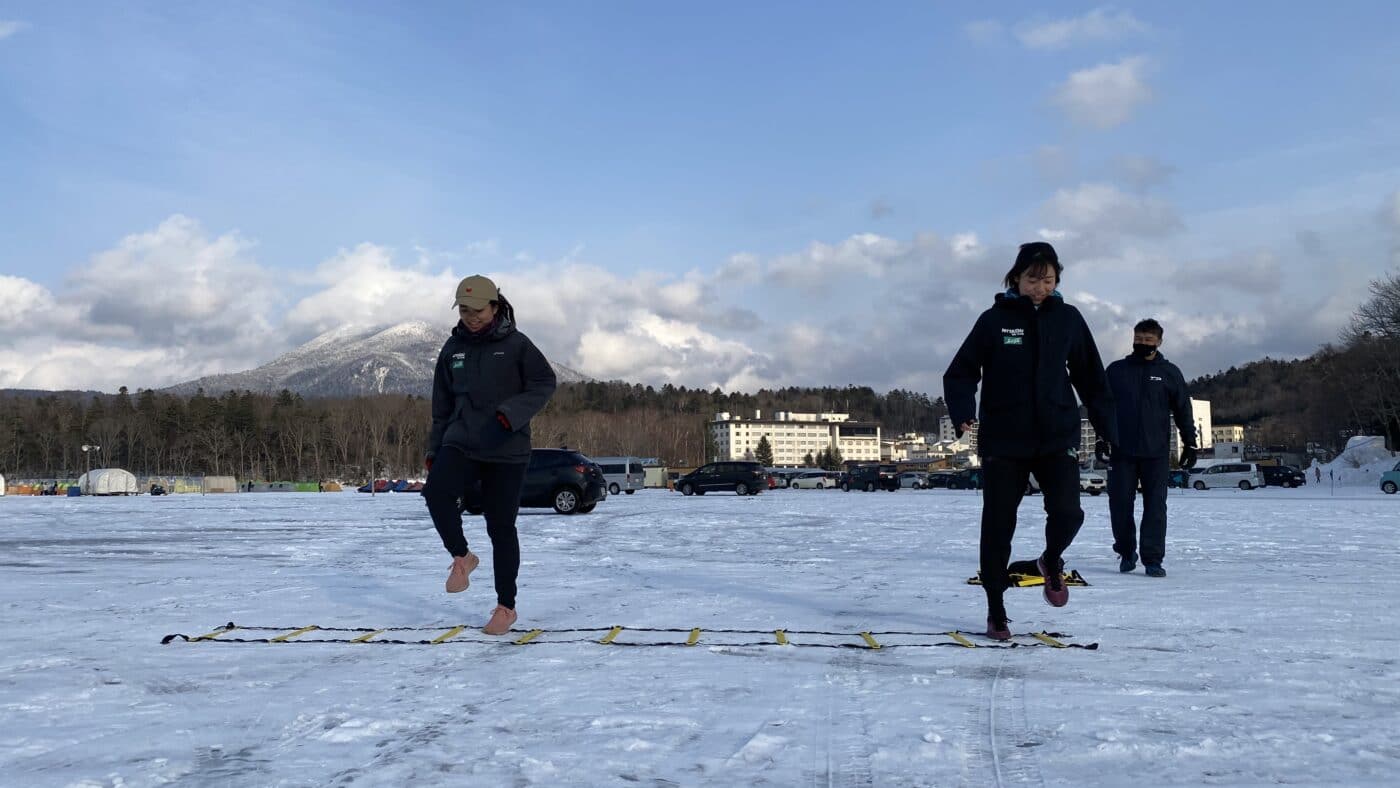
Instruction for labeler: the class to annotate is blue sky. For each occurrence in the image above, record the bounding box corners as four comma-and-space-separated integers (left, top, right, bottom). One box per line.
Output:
2, 2, 1399, 394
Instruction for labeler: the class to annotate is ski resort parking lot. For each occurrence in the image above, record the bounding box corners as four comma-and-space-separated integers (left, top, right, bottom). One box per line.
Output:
2, 487, 1398, 786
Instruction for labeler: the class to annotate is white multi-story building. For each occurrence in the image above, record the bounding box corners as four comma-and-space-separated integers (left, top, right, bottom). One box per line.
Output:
938, 416, 957, 444
708, 411, 881, 465
1211, 423, 1243, 446
1078, 397, 1212, 463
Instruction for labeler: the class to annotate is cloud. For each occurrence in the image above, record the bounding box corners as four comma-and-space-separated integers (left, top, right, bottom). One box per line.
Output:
869, 198, 893, 220
1042, 183, 1182, 239
1015, 7, 1148, 50
1050, 56, 1152, 129
0, 20, 28, 40
1111, 154, 1175, 191
64, 215, 282, 352
1383, 190, 1400, 230
283, 242, 459, 340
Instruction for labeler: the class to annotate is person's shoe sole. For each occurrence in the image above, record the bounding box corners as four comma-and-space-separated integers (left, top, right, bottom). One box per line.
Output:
445, 552, 480, 593
1037, 556, 1069, 607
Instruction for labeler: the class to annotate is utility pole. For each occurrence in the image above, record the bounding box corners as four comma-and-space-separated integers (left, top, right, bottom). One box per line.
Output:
81, 444, 100, 495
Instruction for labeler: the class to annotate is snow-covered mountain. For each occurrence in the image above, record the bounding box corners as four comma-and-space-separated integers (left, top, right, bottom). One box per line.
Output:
163, 321, 590, 398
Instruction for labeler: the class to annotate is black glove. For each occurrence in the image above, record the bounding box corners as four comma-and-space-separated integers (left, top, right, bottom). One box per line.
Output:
1179, 445, 1197, 470
1095, 439, 1113, 464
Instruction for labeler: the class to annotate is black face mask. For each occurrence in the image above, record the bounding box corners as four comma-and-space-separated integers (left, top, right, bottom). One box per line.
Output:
1132, 343, 1157, 359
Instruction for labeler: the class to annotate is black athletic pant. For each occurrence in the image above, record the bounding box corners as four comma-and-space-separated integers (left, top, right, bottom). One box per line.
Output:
1108, 454, 1170, 566
421, 446, 528, 609
979, 453, 1084, 609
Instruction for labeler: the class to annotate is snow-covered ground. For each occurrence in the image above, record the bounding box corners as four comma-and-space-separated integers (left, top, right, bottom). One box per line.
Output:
2, 484, 1398, 786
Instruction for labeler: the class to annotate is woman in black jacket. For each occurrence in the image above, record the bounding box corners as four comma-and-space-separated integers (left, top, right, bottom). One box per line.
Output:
943, 242, 1117, 640
422, 275, 557, 635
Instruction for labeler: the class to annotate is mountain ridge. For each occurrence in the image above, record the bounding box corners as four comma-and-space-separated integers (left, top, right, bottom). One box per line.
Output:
162, 320, 590, 398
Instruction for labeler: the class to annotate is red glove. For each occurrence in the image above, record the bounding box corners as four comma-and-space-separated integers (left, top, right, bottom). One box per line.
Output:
424, 455, 434, 472
496, 412, 512, 431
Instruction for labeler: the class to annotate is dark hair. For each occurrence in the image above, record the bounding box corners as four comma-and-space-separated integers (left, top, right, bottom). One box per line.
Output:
1134, 318, 1164, 339
1002, 242, 1063, 289
494, 291, 516, 325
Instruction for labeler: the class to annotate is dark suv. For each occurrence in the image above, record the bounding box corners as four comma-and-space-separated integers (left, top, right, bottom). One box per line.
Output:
947, 467, 984, 490
1261, 465, 1306, 488
675, 461, 767, 496
459, 448, 607, 515
842, 464, 899, 492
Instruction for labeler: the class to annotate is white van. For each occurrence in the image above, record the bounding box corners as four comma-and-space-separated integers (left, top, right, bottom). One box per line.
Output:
1190, 462, 1267, 490
591, 456, 645, 495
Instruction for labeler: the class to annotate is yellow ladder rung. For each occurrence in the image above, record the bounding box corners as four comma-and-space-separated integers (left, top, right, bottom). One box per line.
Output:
431, 625, 465, 644
685, 628, 702, 646
599, 626, 624, 645
1032, 632, 1067, 648
859, 631, 882, 650
774, 629, 789, 646
947, 631, 977, 648
271, 626, 319, 643
514, 629, 544, 645
351, 630, 384, 643
196, 626, 235, 640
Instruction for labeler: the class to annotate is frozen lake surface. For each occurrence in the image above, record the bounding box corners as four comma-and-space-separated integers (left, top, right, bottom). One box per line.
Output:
2, 485, 1398, 786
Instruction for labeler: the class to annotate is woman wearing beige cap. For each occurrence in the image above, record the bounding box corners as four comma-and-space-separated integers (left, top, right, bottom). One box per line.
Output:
422, 274, 557, 635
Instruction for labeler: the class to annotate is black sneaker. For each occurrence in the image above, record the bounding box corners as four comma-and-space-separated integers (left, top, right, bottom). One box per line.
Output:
1145, 564, 1166, 578
1118, 552, 1137, 573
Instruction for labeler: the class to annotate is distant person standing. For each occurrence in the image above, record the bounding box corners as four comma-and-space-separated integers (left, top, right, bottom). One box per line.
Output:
944, 242, 1118, 641
1104, 319, 1196, 578
422, 275, 557, 635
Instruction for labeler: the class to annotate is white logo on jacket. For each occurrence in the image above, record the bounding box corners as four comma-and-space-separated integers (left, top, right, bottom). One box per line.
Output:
1001, 328, 1025, 336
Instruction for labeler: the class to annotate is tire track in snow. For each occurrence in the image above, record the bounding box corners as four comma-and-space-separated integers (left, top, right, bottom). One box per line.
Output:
960, 657, 1045, 787
817, 651, 875, 787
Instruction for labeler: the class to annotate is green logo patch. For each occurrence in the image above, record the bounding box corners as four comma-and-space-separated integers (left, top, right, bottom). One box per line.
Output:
451, 359, 465, 369
1003, 336, 1023, 345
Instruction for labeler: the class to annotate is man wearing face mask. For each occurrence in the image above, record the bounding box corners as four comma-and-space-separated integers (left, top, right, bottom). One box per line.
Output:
1102, 319, 1196, 578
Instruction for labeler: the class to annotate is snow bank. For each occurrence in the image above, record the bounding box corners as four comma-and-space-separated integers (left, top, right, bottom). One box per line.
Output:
1309, 435, 1398, 486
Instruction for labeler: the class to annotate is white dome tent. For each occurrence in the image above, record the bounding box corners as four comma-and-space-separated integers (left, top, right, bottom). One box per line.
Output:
76, 468, 138, 496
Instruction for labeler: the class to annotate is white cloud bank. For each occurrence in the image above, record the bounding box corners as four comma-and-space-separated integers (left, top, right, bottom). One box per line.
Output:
1051, 56, 1153, 129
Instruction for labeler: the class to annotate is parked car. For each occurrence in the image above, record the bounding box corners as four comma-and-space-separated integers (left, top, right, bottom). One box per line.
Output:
1190, 462, 1267, 490
1080, 469, 1106, 496
591, 456, 645, 496
459, 448, 607, 515
925, 471, 957, 489
1261, 465, 1307, 488
790, 470, 833, 489
898, 472, 928, 489
844, 464, 899, 492
674, 461, 768, 496
1168, 469, 1192, 488
947, 468, 984, 490
1381, 461, 1400, 494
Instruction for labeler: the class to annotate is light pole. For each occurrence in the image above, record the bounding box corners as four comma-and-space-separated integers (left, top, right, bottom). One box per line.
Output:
81, 444, 100, 495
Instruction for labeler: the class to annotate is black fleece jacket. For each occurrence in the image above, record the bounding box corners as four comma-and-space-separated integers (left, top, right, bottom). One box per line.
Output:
1105, 352, 1195, 458
943, 292, 1118, 459
427, 316, 557, 464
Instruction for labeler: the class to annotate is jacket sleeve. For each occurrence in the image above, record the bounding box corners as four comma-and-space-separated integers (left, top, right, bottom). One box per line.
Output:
1170, 365, 1197, 447
1067, 310, 1118, 446
427, 347, 454, 457
942, 313, 986, 435
495, 335, 557, 431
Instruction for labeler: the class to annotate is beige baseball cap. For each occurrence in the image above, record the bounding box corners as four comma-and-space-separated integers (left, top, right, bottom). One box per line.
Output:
454, 275, 498, 309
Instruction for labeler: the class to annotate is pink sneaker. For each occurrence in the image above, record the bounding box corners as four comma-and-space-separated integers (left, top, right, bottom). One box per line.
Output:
483, 605, 517, 635
1038, 555, 1068, 607
445, 552, 479, 594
